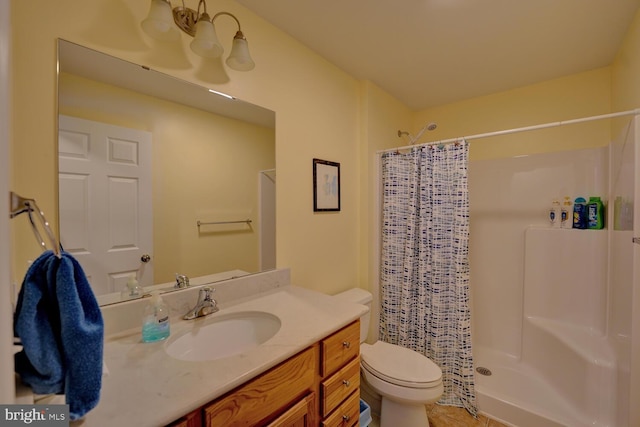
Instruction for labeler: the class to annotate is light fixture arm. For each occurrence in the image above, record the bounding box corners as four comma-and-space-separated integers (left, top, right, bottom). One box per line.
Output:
195, 0, 207, 17
212, 11, 242, 33
173, 1, 243, 38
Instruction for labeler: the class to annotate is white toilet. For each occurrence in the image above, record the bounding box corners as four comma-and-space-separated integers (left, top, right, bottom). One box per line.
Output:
334, 288, 444, 427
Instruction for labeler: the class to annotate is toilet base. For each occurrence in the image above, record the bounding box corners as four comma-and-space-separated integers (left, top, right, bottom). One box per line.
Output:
380, 396, 429, 427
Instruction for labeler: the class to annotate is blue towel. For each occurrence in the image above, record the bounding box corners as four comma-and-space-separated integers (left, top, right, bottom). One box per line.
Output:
14, 250, 104, 421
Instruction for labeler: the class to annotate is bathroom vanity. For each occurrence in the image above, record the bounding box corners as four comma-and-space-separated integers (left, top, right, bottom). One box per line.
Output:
171, 321, 360, 426
82, 269, 367, 427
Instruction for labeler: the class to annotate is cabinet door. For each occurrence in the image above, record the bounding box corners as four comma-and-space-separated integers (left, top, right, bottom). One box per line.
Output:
166, 408, 201, 427
204, 347, 316, 426
267, 393, 315, 427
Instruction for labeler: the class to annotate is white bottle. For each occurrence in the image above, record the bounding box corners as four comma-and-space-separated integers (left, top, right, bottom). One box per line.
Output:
560, 196, 572, 228
121, 274, 143, 299
142, 291, 170, 343
549, 199, 561, 228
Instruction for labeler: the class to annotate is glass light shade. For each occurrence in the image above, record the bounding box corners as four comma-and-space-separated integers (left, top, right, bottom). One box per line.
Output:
141, 0, 180, 42
190, 16, 224, 58
225, 33, 255, 71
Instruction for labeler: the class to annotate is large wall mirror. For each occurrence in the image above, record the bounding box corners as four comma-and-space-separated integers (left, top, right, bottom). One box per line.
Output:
57, 39, 276, 306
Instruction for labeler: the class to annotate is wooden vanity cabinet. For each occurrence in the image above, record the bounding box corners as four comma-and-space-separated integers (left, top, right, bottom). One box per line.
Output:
167, 320, 361, 427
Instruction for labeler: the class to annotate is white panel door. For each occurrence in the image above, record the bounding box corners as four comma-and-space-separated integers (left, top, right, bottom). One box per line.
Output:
58, 115, 153, 296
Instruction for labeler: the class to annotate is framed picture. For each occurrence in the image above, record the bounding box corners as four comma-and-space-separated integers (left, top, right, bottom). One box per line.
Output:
313, 158, 340, 212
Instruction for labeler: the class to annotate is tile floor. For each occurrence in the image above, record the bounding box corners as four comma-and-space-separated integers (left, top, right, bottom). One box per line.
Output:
369, 404, 511, 427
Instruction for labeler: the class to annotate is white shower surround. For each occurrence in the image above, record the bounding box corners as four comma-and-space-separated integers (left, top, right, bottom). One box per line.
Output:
468, 118, 638, 427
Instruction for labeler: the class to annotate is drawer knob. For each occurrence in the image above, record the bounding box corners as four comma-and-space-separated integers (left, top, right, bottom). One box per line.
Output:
342, 379, 350, 387
342, 341, 351, 348
342, 415, 350, 422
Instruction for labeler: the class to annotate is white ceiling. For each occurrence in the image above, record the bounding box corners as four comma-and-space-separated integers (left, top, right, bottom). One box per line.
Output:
236, 0, 640, 110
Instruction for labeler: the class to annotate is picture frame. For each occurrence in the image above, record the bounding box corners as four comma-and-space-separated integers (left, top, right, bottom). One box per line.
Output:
313, 158, 340, 212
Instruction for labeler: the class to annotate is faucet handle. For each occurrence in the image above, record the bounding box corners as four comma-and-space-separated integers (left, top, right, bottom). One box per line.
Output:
175, 273, 190, 289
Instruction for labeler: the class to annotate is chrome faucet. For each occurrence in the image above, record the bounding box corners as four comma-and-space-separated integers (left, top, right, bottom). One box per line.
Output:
175, 274, 190, 289
183, 287, 219, 320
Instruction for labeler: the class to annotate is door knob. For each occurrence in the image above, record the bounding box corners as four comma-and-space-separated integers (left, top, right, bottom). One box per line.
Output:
141, 254, 151, 263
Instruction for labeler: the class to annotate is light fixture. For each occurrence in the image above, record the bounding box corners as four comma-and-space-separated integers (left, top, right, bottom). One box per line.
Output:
141, 0, 255, 71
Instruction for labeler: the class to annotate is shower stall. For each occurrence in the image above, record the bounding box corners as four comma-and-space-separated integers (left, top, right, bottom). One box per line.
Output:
468, 115, 640, 426
373, 112, 640, 427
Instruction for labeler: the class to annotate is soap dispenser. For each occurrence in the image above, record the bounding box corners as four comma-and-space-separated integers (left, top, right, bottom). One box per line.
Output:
121, 273, 143, 300
142, 291, 170, 343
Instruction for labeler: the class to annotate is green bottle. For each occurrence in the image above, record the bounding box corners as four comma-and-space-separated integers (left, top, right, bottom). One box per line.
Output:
587, 196, 604, 229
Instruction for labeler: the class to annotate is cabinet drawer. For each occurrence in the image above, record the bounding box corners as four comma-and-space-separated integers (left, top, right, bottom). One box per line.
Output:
321, 357, 360, 417
321, 390, 360, 427
204, 346, 316, 426
321, 320, 360, 377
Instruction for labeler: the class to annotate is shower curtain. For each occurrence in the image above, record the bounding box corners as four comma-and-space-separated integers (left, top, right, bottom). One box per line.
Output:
379, 142, 477, 416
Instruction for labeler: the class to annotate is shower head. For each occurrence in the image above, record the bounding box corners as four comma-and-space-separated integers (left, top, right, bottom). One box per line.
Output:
426, 122, 437, 131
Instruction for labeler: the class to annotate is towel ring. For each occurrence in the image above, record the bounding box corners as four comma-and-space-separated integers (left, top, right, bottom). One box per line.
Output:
9, 192, 62, 258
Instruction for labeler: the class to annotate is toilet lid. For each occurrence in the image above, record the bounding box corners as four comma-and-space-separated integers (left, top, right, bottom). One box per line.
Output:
361, 341, 442, 388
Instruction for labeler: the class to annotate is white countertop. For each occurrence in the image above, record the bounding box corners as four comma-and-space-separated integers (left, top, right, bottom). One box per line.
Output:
76, 286, 367, 427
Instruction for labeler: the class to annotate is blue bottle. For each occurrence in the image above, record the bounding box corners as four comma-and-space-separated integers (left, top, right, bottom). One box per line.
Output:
142, 292, 170, 343
572, 197, 587, 229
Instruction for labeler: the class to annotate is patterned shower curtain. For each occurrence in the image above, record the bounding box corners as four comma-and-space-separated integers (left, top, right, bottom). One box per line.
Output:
379, 141, 477, 416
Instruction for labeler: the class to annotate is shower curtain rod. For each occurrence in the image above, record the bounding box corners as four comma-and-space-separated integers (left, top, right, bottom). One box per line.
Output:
378, 108, 640, 154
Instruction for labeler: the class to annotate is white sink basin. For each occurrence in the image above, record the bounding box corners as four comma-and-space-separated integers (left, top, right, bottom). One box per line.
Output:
165, 311, 281, 362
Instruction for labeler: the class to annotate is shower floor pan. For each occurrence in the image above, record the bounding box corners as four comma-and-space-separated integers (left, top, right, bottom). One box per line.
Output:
474, 346, 602, 427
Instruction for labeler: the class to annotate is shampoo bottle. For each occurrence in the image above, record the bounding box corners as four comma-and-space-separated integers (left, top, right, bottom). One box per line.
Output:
549, 199, 560, 228
587, 196, 605, 230
142, 291, 170, 343
560, 196, 572, 228
573, 197, 587, 229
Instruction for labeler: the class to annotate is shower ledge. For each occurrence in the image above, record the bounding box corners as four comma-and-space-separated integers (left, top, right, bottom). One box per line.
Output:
526, 316, 615, 367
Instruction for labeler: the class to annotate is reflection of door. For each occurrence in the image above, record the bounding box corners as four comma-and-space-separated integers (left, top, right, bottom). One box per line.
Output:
632, 115, 640, 427
259, 169, 276, 270
58, 115, 153, 295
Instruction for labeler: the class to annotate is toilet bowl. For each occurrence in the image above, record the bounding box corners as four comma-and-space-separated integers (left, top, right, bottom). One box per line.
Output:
333, 288, 444, 427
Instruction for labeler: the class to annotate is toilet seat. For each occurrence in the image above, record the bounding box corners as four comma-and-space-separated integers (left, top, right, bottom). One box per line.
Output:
361, 341, 442, 389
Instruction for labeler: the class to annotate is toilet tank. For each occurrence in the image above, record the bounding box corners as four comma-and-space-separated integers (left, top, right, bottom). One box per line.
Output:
333, 288, 372, 343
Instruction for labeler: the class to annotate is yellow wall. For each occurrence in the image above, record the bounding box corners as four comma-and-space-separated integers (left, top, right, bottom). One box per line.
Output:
612, 8, 640, 112
10, 0, 639, 299
359, 81, 413, 287
10, 0, 361, 295
59, 72, 274, 285
411, 67, 612, 160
